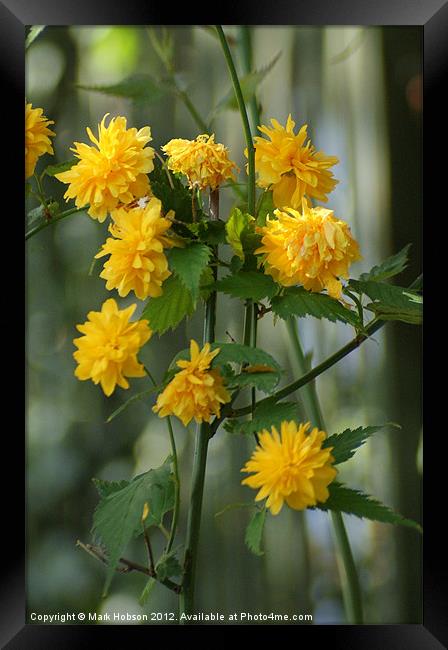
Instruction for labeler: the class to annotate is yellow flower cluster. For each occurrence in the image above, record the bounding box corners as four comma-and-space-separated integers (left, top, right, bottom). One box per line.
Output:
95, 197, 177, 300
73, 298, 151, 396
56, 114, 155, 222
256, 200, 361, 299
241, 421, 337, 515
153, 340, 231, 426
25, 102, 55, 179
162, 134, 237, 190
251, 114, 338, 209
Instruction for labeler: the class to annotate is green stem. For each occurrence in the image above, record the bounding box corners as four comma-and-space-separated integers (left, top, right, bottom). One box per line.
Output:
216, 25, 255, 216
228, 273, 422, 418
238, 26, 261, 134
180, 189, 219, 620
25, 206, 84, 241
286, 317, 363, 624
144, 367, 180, 556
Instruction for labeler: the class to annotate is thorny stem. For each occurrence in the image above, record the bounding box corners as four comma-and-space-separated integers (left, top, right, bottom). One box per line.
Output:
179, 188, 219, 620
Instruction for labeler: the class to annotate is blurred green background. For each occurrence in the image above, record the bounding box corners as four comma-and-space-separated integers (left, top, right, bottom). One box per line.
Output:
26, 25, 422, 624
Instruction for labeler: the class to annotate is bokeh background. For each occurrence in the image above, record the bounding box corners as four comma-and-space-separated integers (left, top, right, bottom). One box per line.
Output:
26, 25, 422, 624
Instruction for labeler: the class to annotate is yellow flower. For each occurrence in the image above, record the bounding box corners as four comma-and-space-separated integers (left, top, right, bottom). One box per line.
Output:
256, 200, 361, 299
55, 114, 155, 222
241, 421, 337, 515
162, 134, 238, 190
73, 298, 151, 396
153, 340, 231, 426
25, 102, 55, 179
250, 114, 338, 208
95, 197, 177, 300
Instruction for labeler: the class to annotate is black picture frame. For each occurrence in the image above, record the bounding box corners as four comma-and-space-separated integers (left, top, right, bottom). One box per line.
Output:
10, 1, 443, 645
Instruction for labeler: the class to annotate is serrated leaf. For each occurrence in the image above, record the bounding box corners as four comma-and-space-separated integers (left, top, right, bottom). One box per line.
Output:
271, 287, 360, 327
211, 343, 281, 377
42, 159, 76, 177
168, 243, 211, 301
316, 482, 422, 532
155, 551, 182, 581
216, 52, 281, 112
26, 200, 60, 228
199, 266, 215, 302
349, 280, 422, 324
77, 74, 168, 104
215, 271, 278, 301
225, 208, 255, 260
92, 459, 175, 594
245, 508, 267, 556
92, 478, 130, 498
323, 425, 384, 464
226, 369, 280, 394
150, 160, 193, 224
139, 578, 156, 606
142, 275, 195, 334
186, 219, 227, 245
226, 400, 299, 435
359, 245, 411, 282
26, 26, 45, 50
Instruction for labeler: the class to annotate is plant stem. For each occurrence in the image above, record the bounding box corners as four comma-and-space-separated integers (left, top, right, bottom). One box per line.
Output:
228, 273, 422, 418
238, 26, 261, 134
216, 25, 255, 216
286, 317, 363, 624
144, 367, 180, 556
25, 206, 84, 241
180, 189, 219, 619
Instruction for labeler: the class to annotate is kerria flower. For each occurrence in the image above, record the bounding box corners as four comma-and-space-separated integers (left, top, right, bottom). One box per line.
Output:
25, 102, 55, 179
56, 114, 155, 222
241, 421, 337, 515
95, 197, 177, 300
73, 298, 151, 396
162, 134, 238, 191
153, 340, 231, 426
256, 200, 361, 299
250, 114, 338, 208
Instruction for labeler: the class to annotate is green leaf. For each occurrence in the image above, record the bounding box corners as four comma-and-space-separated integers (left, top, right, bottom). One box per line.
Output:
211, 343, 282, 377
245, 508, 267, 556
150, 160, 193, 224
155, 550, 182, 581
139, 578, 156, 606
216, 52, 281, 112
77, 74, 168, 105
26, 201, 60, 228
92, 459, 175, 594
316, 482, 422, 532
225, 400, 299, 435
225, 369, 281, 394
271, 287, 360, 327
199, 266, 215, 302
42, 159, 76, 177
168, 243, 212, 301
256, 191, 274, 226
26, 26, 45, 50
323, 425, 384, 465
92, 478, 130, 498
187, 219, 227, 245
215, 271, 278, 301
349, 280, 422, 324
225, 208, 255, 260
142, 275, 195, 334
359, 245, 411, 282
106, 386, 160, 423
